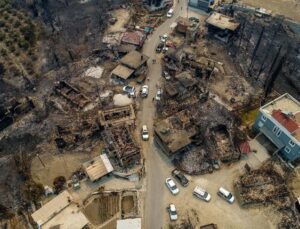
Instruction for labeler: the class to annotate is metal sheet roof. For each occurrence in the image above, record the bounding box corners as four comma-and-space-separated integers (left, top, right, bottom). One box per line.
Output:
82, 154, 114, 182
111, 64, 135, 80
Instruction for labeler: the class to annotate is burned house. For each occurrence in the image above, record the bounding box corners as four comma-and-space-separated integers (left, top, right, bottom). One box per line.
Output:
175, 71, 198, 90
0, 97, 34, 132
98, 105, 136, 127
205, 12, 240, 42
111, 50, 149, 83
54, 81, 91, 110
157, 97, 240, 174
121, 30, 146, 49
175, 17, 200, 42
143, 0, 173, 10
154, 110, 198, 156
102, 125, 141, 168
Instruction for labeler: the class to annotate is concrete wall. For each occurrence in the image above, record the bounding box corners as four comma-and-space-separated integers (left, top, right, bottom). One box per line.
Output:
253, 111, 300, 162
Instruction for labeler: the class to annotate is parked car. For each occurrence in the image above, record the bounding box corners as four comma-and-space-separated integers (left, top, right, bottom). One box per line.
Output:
122, 85, 135, 97
160, 34, 168, 43
167, 9, 174, 18
171, 169, 189, 187
167, 204, 178, 221
193, 186, 211, 202
155, 88, 162, 101
217, 187, 235, 203
72, 175, 80, 190
156, 43, 164, 53
140, 85, 149, 97
165, 178, 179, 195
162, 71, 171, 80
162, 46, 169, 53
141, 125, 149, 141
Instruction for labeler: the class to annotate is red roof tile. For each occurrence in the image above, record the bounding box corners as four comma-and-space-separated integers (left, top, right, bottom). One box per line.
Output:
121, 31, 145, 47
239, 141, 251, 154
272, 109, 299, 133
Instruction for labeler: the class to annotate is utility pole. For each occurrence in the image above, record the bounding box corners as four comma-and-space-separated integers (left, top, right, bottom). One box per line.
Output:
36, 153, 45, 167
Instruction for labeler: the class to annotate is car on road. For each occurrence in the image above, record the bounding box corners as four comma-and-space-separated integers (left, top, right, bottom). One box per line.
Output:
166, 9, 174, 18
122, 85, 135, 97
171, 169, 189, 187
217, 187, 235, 204
193, 186, 211, 202
160, 34, 168, 43
156, 43, 164, 53
155, 88, 162, 101
165, 178, 179, 195
141, 125, 149, 141
167, 204, 178, 221
140, 85, 149, 97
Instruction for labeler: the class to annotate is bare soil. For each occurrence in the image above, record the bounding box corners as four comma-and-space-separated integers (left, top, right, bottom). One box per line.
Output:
121, 195, 134, 214
83, 193, 120, 226
240, 0, 300, 22
107, 9, 130, 33
31, 150, 96, 186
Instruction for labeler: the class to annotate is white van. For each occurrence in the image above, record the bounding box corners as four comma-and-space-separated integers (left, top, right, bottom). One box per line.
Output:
167, 9, 174, 18
193, 186, 211, 202
217, 187, 235, 204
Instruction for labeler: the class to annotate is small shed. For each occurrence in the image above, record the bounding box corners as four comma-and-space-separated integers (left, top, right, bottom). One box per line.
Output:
175, 71, 198, 88
82, 154, 114, 182
117, 218, 141, 229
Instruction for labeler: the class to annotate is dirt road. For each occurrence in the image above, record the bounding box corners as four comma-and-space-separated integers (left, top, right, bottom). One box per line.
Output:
140, 1, 188, 228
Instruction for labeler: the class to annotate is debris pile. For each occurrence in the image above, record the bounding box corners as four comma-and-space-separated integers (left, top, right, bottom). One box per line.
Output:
173, 99, 240, 174
102, 125, 141, 169
235, 162, 300, 228
0, 97, 34, 132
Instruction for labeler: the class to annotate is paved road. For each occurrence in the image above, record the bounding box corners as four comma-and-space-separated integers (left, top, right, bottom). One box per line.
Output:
140, 1, 187, 228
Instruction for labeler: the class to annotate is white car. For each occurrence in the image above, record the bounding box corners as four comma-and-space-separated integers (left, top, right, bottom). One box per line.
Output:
160, 34, 168, 43
167, 9, 174, 18
163, 71, 171, 80
167, 204, 178, 221
122, 85, 135, 97
141, 125, 149, 141
162, 46, 169, 53
155, 88, 162, 101
193, 186, 211, 202
217, 187, 235, 204
165, 178, 179, 195
140, 85, 149, 97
